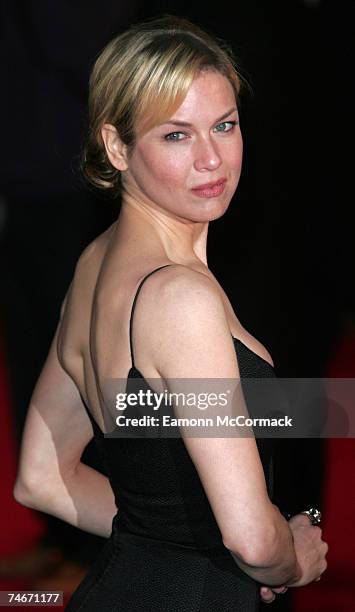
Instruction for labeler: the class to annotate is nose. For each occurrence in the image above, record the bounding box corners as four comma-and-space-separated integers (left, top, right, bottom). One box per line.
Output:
193, 137, 222, 172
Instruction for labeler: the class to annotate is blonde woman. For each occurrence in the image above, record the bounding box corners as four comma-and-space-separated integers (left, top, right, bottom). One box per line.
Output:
14, 16, 328, 611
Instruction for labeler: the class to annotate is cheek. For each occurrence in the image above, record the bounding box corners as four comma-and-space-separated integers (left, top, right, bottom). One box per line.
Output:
228, 137, 243, 170
158, 154, 190, 189
137, 145, 189, 189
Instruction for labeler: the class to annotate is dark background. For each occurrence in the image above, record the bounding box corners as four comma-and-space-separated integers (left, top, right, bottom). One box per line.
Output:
0, 0, 353, 608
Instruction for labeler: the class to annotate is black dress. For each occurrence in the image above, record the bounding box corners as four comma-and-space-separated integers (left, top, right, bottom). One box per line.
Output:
66, 265, 276, 611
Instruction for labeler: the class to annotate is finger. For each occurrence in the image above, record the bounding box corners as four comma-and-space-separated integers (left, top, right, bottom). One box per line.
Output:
260, 587, 276, 603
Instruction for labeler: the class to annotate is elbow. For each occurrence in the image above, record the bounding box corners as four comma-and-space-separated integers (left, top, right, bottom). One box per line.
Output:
13, 475, 42, 509
223, 523, 280, 568
13, 480, 32, 507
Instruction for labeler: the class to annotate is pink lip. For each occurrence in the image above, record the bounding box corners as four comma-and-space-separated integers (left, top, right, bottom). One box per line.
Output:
191, 178, 227, 198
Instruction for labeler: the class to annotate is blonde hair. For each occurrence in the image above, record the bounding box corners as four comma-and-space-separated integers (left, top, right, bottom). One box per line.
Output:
83, 15, 245, 196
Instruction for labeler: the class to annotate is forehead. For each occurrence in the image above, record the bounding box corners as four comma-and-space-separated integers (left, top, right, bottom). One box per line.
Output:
167, 70, 236, 123
135, 70, 237, 139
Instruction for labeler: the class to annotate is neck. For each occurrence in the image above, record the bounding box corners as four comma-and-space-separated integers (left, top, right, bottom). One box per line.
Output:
116, 192, 210, 267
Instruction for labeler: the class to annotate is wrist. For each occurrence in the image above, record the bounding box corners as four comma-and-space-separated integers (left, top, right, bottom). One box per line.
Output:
286, 558, 303, 586
285, 520, 303, 585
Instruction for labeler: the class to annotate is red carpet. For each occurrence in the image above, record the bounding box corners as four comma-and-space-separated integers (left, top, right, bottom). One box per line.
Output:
292, 331, 355, 611
0, 324, 64, 608
0, 325, 46, 558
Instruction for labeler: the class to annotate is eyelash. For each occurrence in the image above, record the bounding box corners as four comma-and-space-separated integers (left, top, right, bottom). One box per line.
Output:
164, 120, 238, 142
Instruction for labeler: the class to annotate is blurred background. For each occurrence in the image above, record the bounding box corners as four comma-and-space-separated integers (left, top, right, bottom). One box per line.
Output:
0, 0, 354, 610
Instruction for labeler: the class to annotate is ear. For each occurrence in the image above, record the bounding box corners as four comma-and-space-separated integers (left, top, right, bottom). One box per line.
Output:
101, 123, 129, 172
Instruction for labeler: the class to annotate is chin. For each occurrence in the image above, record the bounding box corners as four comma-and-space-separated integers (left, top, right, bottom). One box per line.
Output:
195, 198, 231, 222
182, 208, 229, 224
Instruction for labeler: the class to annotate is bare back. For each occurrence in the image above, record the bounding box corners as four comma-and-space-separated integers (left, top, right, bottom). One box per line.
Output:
57, 221, 273, 433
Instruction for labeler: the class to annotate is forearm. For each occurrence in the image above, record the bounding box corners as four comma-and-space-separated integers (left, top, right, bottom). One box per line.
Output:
228, 506, 301, 586
14, 461, 117, 538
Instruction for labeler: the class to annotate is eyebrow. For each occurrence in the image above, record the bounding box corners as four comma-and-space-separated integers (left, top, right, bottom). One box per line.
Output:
159, 107, 238, 129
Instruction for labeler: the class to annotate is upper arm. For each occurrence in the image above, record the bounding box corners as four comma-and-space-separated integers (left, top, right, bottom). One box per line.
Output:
15, 304, 94, 492
144, 269, 275, 560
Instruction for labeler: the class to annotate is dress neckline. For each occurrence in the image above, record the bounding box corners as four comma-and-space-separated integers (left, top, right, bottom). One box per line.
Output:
82, 334, 275, 435
231, 335, 274, 370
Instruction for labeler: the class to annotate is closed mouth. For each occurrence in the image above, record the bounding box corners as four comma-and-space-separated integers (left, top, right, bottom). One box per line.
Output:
191, 178, 226, 191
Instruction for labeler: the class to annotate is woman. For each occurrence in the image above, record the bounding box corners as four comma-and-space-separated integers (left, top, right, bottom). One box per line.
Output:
14, 16, 328, 610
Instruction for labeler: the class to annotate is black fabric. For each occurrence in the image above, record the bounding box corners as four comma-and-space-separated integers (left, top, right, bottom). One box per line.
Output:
66, 267, 278, 611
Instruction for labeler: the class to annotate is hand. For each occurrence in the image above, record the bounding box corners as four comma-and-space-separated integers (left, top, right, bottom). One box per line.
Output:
260, 585, 288, 604
286, 513, 328, 587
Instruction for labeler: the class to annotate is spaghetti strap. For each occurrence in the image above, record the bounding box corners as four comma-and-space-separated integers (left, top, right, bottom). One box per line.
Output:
129, 265, 172, 368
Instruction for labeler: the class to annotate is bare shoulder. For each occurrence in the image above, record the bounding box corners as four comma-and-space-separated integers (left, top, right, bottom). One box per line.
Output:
74, 224, 115, 280
135, 264, 237, 378
138, 263, 224, 326
60, 224, 115, 314
57, 224, 116, 364
147, 263, 221, 303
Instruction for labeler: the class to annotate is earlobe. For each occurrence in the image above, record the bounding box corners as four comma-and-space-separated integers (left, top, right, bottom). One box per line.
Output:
101, 123, 128, 172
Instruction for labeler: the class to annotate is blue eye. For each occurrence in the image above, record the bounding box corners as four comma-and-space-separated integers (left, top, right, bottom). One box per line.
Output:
164, 131, 185, 141
164, 121, 238, 141
214, 121, 237, 133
